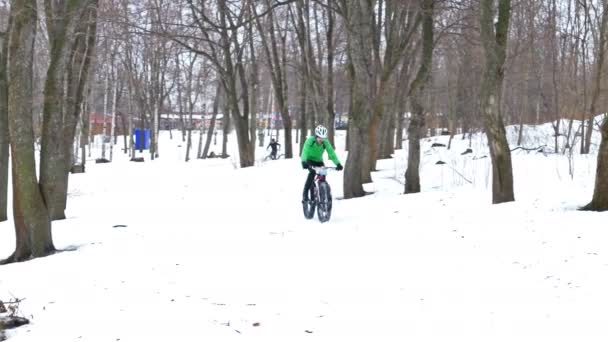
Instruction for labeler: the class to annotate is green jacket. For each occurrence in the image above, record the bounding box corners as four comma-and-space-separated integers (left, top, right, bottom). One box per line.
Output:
301, 136, 341, 165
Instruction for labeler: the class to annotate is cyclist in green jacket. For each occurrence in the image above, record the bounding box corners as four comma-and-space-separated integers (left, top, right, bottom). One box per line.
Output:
301, 125, 343, 202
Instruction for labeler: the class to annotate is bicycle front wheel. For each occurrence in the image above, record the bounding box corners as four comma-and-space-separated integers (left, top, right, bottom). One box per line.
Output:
316, 182, 332, 223
303, 185, 316, 219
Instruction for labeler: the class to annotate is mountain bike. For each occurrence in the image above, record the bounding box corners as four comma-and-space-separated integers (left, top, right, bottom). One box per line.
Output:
302, 166, 334, 223
263, 150, 283, 161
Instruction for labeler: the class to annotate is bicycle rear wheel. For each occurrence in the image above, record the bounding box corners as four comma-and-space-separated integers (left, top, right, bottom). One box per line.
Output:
302, 185, 316, 219
316, 182, 332, 222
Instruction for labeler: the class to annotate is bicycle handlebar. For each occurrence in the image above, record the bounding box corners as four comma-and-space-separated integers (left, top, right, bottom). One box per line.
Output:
309, 166, 336, 174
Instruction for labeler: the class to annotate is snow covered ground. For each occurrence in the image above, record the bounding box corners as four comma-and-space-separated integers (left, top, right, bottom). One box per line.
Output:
1, 121, 608, 342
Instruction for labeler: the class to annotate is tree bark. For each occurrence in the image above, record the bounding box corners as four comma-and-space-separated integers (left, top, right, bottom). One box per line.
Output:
247, 15, 259, 153
585, 0, 608, 155
550, 0, 561, 154
405, 0, 434, 194
0, 31, 8, 222
39, 0, 96, 220
61, 3, 97, 210
201, 83, 221, 159
109, 72, 118, 161
3, 0, 55, 263
583, 117, 608, 211
40, 0, 84, 220
325, 0, 336, 145
342, 1, 375, 199
294, 0, 309, 153
222, 94, 231, 158
479, 0, 515, 204
582, 0, 608, 211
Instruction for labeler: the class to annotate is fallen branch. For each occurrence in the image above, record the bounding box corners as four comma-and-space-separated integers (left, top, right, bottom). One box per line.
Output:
510, 145, 546, 152
0, 316, 29, 329
0, 297, 29, 333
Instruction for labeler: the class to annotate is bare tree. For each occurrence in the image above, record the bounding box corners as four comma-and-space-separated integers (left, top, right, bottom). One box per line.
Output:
341, 0, 376, 198
340, 0, 421, 198
216, 0, 256, 165
479, 0, 514, 204
3, 0, 54, 263
253, 0, 293, 158
582, 0, 608, 211
585, 0, 607, 154
405, 0, 434, 194
181, 53, 203, 162
0, 30, 7, 222
201, 82, 221, 159
39, 0, 98, 220
291, 0, 337, 145
160, 0, 259, 166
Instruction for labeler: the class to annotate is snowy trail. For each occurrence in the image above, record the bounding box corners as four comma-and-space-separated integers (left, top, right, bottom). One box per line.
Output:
2, 130, 608, 341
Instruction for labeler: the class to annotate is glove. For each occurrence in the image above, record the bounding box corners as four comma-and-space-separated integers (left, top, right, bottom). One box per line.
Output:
335, 164, 343, 171
302, 161, 309, 169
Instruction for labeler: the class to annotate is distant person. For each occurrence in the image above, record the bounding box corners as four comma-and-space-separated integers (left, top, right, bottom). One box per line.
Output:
300, 125, 342, 203
267, 138, 281, 160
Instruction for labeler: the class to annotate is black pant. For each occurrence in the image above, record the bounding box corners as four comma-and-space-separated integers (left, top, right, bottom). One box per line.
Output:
303, 160, 325, 200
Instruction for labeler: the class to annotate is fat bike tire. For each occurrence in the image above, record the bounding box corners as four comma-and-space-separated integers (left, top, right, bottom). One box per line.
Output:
303, 186, 316, 219
316, 182, 332, 223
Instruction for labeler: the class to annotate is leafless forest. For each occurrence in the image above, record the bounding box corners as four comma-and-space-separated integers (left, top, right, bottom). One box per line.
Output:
0, 0, 608, 263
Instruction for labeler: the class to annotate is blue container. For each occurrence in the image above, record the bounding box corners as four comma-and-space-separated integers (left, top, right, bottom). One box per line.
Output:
134, 129, 151, 150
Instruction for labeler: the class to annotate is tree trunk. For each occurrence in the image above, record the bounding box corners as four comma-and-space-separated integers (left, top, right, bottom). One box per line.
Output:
3, 0, 54, 263
247, 18, 259, 152
299, 63, 307, 153
550, 0, 561, 154
582, 0, 608, 211
583, 117, 608, 211
196, 119, 204, 158
202, 84, 221, 159
405, 110, 424, 193
110, 74, 118, 161
218, 0, 254, 167
101, 73, 108, 159
395, 110, 404, 151
222, 97, 230, 158
382, 110, 396, 158
343, 123, 367, 198
297, 9, 308, 154
342, 1, 375, 199
326, 0, 336, 145
81, 83, 91, 167
253, 1, 293, 159
585, 0, 608, 155
479, 0, 515, 204
60, 3, 97, 213
404, 0, 434, 194
184, 55, 198, 162
39, 0, 88, 220
0, 31, 8, 222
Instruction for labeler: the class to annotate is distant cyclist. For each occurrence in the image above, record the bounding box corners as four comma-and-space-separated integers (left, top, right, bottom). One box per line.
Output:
267, 138, 281, 160
300, 125, 343, 203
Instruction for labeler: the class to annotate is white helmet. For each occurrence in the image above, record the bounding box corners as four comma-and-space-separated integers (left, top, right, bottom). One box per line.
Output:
315, 125, 328, 139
